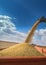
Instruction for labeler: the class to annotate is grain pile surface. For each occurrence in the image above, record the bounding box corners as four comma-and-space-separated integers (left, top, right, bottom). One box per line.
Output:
0, 43, 44, 56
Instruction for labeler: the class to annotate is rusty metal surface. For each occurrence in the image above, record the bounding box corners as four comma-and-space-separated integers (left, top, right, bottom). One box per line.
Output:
0, 56, 46, 65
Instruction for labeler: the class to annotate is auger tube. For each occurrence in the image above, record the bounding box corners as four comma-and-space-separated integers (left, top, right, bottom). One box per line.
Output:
25, 16, 46, 43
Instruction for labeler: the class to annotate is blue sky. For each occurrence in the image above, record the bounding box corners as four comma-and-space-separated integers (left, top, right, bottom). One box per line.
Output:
0, 0, 46, 32
0, 0, 46, 46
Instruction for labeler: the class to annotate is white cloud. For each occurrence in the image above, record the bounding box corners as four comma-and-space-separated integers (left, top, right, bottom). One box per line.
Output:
32, 29, 46, 46
0, 15, 26, 43
41, 36, 46, 44
0, 15, 16, 33
0, 15, 11, 19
